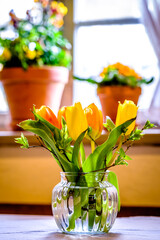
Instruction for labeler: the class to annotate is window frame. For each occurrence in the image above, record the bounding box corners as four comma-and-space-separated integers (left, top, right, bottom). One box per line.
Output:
73, 1, 159, 113
0, 0, 159, 130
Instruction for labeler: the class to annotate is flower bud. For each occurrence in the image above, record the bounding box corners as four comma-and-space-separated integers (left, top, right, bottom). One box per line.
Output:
57, 106, 67, 128
84, 103, 103, 140
65, 102, 88, 141
115, 100, 138, 135
36, 105, 60, 129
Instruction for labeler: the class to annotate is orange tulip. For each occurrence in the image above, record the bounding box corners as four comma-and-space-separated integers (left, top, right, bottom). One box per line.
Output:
36, 105, 60, 129
57, 106, 67, 128
84, 103, 103, 140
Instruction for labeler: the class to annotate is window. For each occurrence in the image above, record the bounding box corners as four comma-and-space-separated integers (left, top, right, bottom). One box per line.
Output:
0, 0, 159, 118
73, 0, 159, 111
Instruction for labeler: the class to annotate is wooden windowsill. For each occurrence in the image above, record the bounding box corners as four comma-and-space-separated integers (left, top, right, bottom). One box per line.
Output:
0, 128, 160, 146
0, 129, 160, 207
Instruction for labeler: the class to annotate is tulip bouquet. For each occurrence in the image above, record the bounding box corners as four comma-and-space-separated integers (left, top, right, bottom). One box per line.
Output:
15, 100, 154, 232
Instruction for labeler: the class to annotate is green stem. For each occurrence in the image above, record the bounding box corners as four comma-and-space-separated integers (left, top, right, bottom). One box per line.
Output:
78, 154, 82, 170
91, 140, 95, 153
107, 135, 123, 167
80, 142, 86, 164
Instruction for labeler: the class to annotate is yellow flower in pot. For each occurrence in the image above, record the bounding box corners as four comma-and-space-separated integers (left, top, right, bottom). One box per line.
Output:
0, 0, 72, 130
74, 62, 153, 123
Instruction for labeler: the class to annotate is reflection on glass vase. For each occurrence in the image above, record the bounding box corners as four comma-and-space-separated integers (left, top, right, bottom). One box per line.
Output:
52, 171, 118, 234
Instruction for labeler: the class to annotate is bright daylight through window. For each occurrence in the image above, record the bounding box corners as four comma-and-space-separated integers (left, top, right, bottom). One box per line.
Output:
73, 0, 159, 118
0, 0, 159, 127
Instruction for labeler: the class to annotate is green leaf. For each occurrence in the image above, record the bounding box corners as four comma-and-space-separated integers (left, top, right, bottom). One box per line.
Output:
108, 171, 120, 211
115, 148, 132, 166
33, 106, 61, 140
124, 155, 132, 161
72, 130, 88, 168
67, 187, 89, 231
73, 75, 99, 85
138, 77, 154, 85
60, 117, 71, 146
106, 151, 113, 166
33, 108, 73, 159
129, 120, 155, 142
82, 118, 136, 173
80, 142, 86, 164
129, 128, 143, 141
143, 120, 156, 130
19, 119, 79, 175
103, 116, 115, 132
15, 133, 29, 148
120, 147, 125, 155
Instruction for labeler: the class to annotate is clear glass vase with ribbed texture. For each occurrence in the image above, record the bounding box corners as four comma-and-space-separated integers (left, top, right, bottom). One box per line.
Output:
52, 171, 118, 234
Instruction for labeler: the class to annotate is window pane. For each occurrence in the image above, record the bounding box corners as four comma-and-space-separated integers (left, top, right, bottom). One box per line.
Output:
0, 0, 34, 25
74, 0, 140, 22
73, 24, 158, 109
0, 83, 8, 112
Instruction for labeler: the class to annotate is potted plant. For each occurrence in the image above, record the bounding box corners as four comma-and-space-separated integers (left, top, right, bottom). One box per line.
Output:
74, 62, 153, 122
0, 0, 72, 130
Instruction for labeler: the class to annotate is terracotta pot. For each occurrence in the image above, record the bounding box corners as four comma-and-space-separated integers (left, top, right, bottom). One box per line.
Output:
0, 66, 69, 130
97, 85, 141, 123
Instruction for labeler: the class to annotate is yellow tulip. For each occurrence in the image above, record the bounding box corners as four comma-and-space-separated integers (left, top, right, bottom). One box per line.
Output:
65, 102, 88, 141
84, 103, 103, 140
115, 100, 138, 135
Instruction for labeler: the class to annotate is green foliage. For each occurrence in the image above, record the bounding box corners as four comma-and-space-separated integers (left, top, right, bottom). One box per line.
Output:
74, 68, 154, 88
18, 119, 78, 177
72, 130, 88, 168
128, 120, 155, 141
129, 128, 144, 141
15, 133, 29, 149
142, 120, 156, 130
115, 148, 132, 166
74, 75, 154, 88
0, 2, 72, 69
15, 112, 155, 182
98, 71, 154, 87
59, 118, 72, 151
15, 106, 155, 225
82, 118, 136, 173
73, 76, 98, 85
33, 107, 73, 158
103, 116, 115, 132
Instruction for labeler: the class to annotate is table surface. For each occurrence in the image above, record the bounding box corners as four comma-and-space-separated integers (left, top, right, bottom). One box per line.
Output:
0, 214, 160, 240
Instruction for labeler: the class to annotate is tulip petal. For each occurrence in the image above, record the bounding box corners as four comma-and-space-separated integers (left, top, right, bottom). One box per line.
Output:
58, 106, 67, 128
66, 102, 88, 141
36, 105, 60, 129
84, 103, 103, 140
116, 100, 138, 135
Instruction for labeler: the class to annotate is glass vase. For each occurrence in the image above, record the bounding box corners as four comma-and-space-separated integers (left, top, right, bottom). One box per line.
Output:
52, 171, 118, 234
